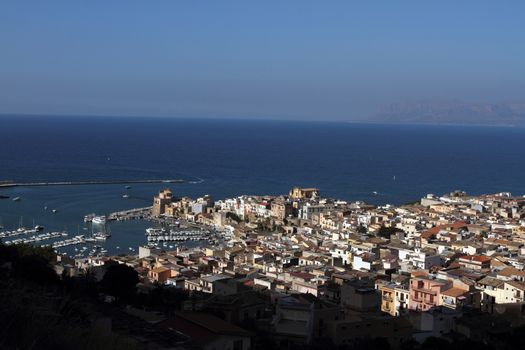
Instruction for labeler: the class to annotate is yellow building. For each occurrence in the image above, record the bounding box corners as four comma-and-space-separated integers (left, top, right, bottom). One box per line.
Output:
289, 187, 320, 200
152, 188, 173, 216
380, 283, 410, 317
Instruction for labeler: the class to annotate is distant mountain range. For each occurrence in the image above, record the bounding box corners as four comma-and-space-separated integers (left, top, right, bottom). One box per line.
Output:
372, 101, 525, 127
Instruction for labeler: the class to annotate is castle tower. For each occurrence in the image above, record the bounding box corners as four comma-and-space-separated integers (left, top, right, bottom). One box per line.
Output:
152, 188, 173, 216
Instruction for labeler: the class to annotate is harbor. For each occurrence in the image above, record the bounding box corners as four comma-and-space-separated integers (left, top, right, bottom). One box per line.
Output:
0, 181, 165, 257
0, 181, 232, 259
0, 201, 225, 259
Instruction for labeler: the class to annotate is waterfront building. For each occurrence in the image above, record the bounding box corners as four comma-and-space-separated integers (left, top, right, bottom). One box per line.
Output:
152, 188, 173, 216
289, 187, 320, 200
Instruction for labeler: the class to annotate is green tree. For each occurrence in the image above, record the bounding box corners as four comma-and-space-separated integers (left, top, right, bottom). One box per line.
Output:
0, 243, 58, 285
100, 263, 139, 302
226, 212, 241, 223
357, 225, 368, 234
377, 225, 403, 239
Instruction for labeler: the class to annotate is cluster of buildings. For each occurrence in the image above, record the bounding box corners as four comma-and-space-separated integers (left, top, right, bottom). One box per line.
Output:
58, 187, 525, 348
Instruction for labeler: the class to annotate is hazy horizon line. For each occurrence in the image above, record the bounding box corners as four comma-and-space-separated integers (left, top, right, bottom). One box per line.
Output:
1, 112, 524, 129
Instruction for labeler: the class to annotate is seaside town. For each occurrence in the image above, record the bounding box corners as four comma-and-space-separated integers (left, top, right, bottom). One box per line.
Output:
3, 186, 525, 349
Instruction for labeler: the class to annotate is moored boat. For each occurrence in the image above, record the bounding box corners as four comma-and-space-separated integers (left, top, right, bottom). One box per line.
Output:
92, 216, 106, 225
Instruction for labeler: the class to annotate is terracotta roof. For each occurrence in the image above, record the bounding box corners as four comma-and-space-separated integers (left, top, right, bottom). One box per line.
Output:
411, 270, 428, 278
491, 258, 508, 268
497, 267, 525, 278
459, 255, 491, 263
421, 221, 468, 239
506, 280, 525, 291
476, 276, 504, 288
442, 287, 468, 297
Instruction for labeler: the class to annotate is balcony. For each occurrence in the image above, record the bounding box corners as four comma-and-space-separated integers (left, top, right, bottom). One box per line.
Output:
381, 305, 391, 313
411, 296, 435, 305
382, 295, 393, 302
412, 295, 423, 302
413, 288, 437, 295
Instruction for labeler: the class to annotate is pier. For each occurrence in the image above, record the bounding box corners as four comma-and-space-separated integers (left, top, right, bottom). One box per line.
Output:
0, 179, 185, 188
108, 207, 152, 221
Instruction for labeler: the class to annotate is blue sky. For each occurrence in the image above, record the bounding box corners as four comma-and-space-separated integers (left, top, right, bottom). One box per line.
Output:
0, 1, 524, 120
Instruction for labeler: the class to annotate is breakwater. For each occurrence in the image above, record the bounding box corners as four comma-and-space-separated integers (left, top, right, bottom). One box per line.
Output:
0, 179, 185, 188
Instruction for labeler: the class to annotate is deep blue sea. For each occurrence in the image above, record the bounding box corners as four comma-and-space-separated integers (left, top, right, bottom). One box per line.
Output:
1, 116, 524, 254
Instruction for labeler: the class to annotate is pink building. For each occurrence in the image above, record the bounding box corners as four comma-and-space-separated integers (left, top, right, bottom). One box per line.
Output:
409, 272, 451, 311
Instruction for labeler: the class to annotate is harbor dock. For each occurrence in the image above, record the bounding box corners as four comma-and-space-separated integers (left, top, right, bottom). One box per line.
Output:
107, 207, 153, 221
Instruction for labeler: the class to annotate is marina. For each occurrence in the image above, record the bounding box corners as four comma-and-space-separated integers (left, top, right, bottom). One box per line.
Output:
0, 226, 45, 238
0, 202, 221, 259
49, 235, 87, 249
1, 219, 121, 258
145, 227, 214, 242
4, 231, 68, 245
0, 183, 228, 259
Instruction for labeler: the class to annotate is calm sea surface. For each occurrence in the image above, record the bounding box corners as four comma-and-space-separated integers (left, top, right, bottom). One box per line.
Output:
1, 116, 524, 254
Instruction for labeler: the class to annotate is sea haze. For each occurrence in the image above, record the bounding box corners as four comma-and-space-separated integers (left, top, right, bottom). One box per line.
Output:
1, 115, 524, 204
